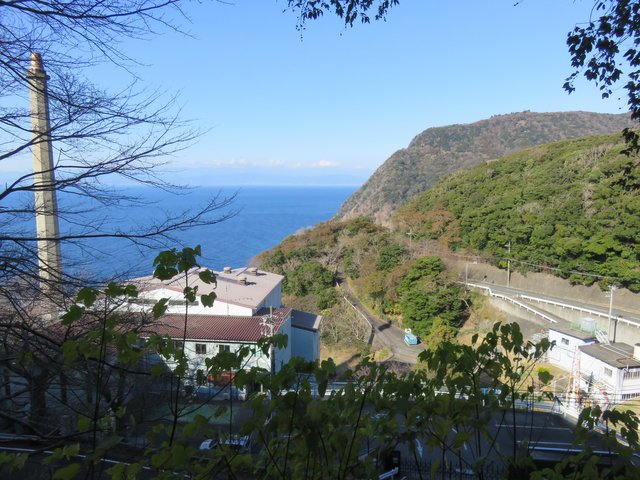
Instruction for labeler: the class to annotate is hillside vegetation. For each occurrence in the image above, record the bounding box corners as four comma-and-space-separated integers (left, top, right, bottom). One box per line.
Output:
260, 216, 470, 345
336, 111, 633, 224
259, 132, 640, 356
394, 134, 640, 291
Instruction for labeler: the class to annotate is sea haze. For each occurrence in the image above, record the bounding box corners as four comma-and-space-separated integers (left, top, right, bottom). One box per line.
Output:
59, 185, 356, 279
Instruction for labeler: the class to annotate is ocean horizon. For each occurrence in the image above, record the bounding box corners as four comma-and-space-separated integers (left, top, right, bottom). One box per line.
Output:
57, 185, 357, 279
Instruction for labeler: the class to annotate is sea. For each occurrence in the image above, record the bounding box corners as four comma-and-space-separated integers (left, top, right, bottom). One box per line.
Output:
55, 185, 357, 279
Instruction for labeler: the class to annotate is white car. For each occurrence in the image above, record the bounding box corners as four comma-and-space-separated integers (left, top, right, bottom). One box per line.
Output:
199, 435, 251, 453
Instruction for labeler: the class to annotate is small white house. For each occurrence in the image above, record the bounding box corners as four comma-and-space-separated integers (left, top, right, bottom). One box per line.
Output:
141, 307, 293, 375
578, 342, 640, 405
547, 325, 596, 370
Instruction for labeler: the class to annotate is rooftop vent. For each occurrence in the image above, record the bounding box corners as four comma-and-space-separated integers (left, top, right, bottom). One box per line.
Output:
239, 276, 247, 285
223, 266, 232, 274
248, 267, 258, 275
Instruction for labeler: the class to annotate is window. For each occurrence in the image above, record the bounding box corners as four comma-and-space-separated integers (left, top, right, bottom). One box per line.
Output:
195, 343, 207, 355
603, 367, 613, 377
173, 340, 183, 350
624, 369, 640, 380
219, 345, 231, 353
561, 338, 569, 346
622, 392, 640, 400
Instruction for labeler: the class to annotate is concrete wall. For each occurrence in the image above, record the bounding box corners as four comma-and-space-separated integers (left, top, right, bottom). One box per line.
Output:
291, 327, 319, 362
444, 256, 640, 314
273, 314, 292, 373
259, 284, 283, 312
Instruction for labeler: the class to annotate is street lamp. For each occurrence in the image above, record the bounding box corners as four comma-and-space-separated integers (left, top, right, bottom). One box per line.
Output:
607, 285, 617, 342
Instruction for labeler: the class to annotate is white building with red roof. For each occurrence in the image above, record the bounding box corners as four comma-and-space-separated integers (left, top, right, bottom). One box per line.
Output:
130, 266, 321, 379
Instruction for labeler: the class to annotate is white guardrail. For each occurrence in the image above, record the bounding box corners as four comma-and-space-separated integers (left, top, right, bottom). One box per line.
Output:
466, 283, 640, 329
466, 283, 557, 324
517, 294, 640, 329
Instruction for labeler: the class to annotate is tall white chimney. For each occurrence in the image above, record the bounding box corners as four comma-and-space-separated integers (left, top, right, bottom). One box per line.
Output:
27, 52, 62, 296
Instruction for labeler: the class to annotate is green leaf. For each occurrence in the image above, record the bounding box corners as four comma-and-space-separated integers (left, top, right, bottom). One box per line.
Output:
53, 463, 81, 480
0, 452, 28, 471
61, 304, 84, 325
77, 416, 91, 433
96, 435, 123, 454
150, 364, 166, 378
76, 287, 97, 307
537, 368, 554, 385
201, 292, 216, 307
153, 265, 178, 281
199, 269, 217, 285
152, 298, 169, 319
108, 463, 126, 480
183, 286, 196, 303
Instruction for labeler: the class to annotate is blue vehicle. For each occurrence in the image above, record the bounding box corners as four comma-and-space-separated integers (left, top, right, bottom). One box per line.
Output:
404, 328, 418, 345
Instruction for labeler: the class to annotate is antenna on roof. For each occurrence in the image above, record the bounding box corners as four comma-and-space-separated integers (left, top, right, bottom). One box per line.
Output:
260, 306, 274, 337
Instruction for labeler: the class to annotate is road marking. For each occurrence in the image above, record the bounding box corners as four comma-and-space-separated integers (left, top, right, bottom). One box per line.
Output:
496, 424, 572, 432
525, 441, 576, 446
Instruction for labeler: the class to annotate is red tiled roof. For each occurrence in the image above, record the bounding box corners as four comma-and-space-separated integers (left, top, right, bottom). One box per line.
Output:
141, 307, 291, 343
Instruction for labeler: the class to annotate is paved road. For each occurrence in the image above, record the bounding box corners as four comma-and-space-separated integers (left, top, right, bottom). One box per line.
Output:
470, 281, 640, 326
341, 285, 421, 365
340, 278, 640, 367
389, 407, 622, 478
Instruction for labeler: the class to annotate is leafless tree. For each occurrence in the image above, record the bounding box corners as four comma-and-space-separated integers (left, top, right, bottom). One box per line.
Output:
0, 1, 236, 441
0, 1, 237, 302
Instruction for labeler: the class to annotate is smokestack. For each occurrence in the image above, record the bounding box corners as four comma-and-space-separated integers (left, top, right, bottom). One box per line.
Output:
27, 52, 62, 298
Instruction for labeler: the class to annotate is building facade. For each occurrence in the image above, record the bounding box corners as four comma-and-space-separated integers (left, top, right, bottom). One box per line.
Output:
130, 266, 321, 390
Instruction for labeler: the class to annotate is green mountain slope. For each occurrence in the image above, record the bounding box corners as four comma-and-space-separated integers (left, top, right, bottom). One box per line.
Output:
394, 134, 640, 291
336, 111, 633, 224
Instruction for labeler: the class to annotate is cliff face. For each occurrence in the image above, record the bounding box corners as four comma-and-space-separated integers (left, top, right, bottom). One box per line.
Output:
335, 111, 634, 224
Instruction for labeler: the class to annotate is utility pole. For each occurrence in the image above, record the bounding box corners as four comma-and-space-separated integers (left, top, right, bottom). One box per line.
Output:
505, 241, 511, 288
607, 285, 617, 342
27, 52, 62, 305
465, 262, 469, 289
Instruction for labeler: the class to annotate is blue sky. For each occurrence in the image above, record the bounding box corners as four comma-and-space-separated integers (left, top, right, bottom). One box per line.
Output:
19, 1, 634, 186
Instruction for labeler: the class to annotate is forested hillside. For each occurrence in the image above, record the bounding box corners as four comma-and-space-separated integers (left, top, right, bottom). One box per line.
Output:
259, 215, 471, 346
394, 134, 640, 292
336, 111, 633, 224
260, 133, 640, 354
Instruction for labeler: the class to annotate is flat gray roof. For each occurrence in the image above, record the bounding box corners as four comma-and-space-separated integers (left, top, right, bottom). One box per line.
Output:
550, 325, 597, 341
131, 267, 284, 309
291, 309, 322, 332
579, 342, 640, 369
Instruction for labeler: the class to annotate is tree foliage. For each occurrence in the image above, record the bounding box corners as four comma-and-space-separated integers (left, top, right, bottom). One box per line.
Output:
287, 0, 399, 27
565, 0, 640, 146
397, 134, 640, 291
397, 256, 467, 337
7, 296, 639, 480
375, 242, 406, 272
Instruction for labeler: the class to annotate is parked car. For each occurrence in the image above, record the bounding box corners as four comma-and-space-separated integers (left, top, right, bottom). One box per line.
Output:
404, 328, 418, 345
199, 434, 251, 453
